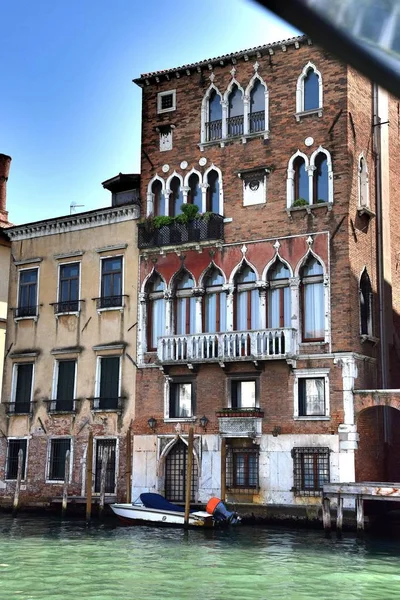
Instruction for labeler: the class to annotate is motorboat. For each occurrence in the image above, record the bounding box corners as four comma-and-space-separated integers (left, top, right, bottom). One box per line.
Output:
111, 493, 240, 527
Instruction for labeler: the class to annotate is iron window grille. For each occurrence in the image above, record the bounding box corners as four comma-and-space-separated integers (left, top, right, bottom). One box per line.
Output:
249, 110, 265, 133
94, 439, 117, 494
5, 401, 34, 415
137, 213, 224, 250
13, 305, 38, 318
165, 438, 198, 503
205, 119, 222, 141
90, 396, 126, 411
48, 439, 71, 481
227, 115, 244, 137
45, 399, 79, 413
6, 439, 27, 480
292, 447, 330, 497
95, 295, 127, 310
226, 447, 259, 492
51, 300, 83, 314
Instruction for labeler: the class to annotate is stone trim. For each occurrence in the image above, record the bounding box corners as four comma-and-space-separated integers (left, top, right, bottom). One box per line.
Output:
53, 250, 84, 260
13, 257, 43, 266
95, 243, 128, 253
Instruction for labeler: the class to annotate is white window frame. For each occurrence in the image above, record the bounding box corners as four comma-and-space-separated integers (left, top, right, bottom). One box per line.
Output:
92, 436, 119, 496
56, 260, 82, 316
157, 89, 176, 114
45, 437, 73, 484
94, 355, 122, 399
293, 368, 330, 420
98, 254, 125, 312
15, 266, 40, 321
164, 377, 196, 422
5, 436, 29, 481
295, 62, 323, 120
51, 359, 78, 408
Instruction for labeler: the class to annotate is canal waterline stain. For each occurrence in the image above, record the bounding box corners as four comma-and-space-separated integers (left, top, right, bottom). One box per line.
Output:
1, 515, 400, 600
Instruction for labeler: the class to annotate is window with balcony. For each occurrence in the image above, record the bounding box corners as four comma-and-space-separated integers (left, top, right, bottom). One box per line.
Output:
17, 268, 38, 318
249, 78, 266, 133
174, 271, 196, 335
187, 173, 202, 212
300, 256, 325, 341
51, 360, 76, 412
267, 259, 291, 328
11, 363, 33, 414
227, 84, 244, 137
6, 439, 27, 480
146, 273, 166, 351
47, 438, 71, 481
230, 379, 257, 409
168, 380, 195, 419
100, 256, 123, 309
57, 262, 80, 313
234, 265, 259, 331
227, 445, 259, 491
292, 447, 330, 496
203, 267, 226, 333
152, 179, 165, 216
95, 356, 120, 410
206, 169, 221, 214
360, 268, 373, 337
169, 176, 183, 217
206, 89, 222, 142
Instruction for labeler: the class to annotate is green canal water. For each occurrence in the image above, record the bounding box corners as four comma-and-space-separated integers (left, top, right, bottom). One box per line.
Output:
1, 515, 400, 600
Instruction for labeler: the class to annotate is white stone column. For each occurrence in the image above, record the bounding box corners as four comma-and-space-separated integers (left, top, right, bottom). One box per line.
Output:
147, 192, 154, 217
164, 189, 171, 216
258, 284, 268, 329
286, 168, 294, 208
137, 292, 148, 362
224, 284, 235, 331
193, 289, 204, 334
243, 95, 250, 136
182, 186, 190, 205
164, 292, 174, 336
200, 183, 209, 213
289, 277, 300, 350
221, 100, 228, 140
306, 165, 316, 204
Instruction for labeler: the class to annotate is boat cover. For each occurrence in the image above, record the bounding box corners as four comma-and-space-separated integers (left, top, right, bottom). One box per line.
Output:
139, 493, 186, 512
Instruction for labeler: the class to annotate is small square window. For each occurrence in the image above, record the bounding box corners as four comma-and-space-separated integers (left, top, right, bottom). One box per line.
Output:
6, 439, 27, 480
292, 447, 330, 496
226, 446, 259, 491
157, 90, 176, 114
169, 381, 194, 418
298, 377, 325, 416
48, 439, 71, 481
231, 380, 256, 409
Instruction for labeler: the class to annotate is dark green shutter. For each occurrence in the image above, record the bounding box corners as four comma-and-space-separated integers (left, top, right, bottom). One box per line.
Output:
100, 357, 119, 399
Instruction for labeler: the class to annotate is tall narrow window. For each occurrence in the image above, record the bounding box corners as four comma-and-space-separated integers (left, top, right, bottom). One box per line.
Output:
96, 357, 120, 410
169, 381, 194, 418
6, 439, 27, 480
203, 267, 226, 333
267, 260, 291, 328
226, 445, 259, 490
360, 269, 373, 336
231, 380, 257, 409
17, 269, 38, 317
304, 69, 320, 111
13, 363, 33, 414
359, 156, 369, 208
298, 378, 326, 416
174, 271, 195, 335
94, 439, 117, 494
235, 265, 259, 331
187, 174, 202, 212
207, 90, 222, 141
53, 360, 76, 412
58, 263, 79, 313
152, 180, 164, 216
227, 84, 244, 137
314, 153, 329, 203
249, 79, 265, 133
301, 256, 325, 341
48, 439, 71, 481
206, 170, 220, 214
147, 273, 166, 351
169, 176, 183, 217
100, 256, 123, 309
294, 157, 309, 204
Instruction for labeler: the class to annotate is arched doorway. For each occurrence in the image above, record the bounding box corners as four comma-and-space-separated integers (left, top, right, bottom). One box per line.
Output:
165, 438, 198, 503
356, 406, 400, 482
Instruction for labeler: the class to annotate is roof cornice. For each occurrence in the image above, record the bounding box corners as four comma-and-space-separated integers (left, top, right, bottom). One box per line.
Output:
7, 204, 140, 242
134, 35, 311, 86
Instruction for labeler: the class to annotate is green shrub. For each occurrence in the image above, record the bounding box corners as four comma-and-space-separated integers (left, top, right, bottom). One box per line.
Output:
293, 198, 309, 207
153, 215, 173, 229
180, 203, 200, 220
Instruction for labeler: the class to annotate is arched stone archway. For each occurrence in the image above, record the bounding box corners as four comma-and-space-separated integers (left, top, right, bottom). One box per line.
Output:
356, 406, 400, 482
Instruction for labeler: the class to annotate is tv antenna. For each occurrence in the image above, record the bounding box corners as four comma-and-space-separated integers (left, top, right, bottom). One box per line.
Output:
70, 201, 85, 215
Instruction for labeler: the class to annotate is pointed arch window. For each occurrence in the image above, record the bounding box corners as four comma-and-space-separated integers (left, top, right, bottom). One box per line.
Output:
296, 63, 323, 119
294, 156, 309, 204
174, 271, 196, 335
187, 173, 202, 212
234, 265, 259, 331
249, 79, 265, 133
267, 260, 291, 329
359, 156, 370, 209
169, 176, 183, 217
206, 170, 220, 214
314, 153, 329, 203
146, 273, 166, 351
152, 179, 164, 216
304, 69, 320, 111
300, 256, 325, 341
207, 89, 222, 142
203, 268, 226, 333
227, 84, 244, 137
360, 269, 373, 337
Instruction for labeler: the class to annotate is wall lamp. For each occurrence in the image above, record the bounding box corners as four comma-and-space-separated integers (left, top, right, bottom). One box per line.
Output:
272, 426, 282, 437
199, 415, 209, 430
147, 417, 157, 431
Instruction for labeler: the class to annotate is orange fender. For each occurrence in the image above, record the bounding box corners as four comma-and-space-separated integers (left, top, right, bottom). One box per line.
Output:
206, 497, 221, 515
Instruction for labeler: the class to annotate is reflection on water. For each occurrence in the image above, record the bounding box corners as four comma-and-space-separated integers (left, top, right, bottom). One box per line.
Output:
1, 515, 400, 600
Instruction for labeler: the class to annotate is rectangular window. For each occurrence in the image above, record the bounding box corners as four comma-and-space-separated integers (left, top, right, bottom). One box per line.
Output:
58, 263, 80, 312
6, 439, 27, 480
169, 382, 194, 418
226, 447, 259, 491
100, 257, 123, 309
157, 90, 176, 114
94, 439, 117, 494
52, 360, 76, 412
298, 378, 325, 416
96, 357, 120, 410
231, 380, 257, 409
17, 269, 38, 317
48, 439, 71, 481
13, 363, 33, 414
292, 447, 330, 496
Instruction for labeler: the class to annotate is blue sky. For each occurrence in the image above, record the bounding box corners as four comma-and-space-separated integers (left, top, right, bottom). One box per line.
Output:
1, 1, 298, 225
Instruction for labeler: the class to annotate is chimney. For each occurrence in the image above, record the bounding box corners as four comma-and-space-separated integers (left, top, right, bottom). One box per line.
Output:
0, 153, 11, 225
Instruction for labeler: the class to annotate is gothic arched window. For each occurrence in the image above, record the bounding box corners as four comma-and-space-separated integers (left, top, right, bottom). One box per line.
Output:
152, 179, 164, 216
267, 260, 291, 329
304, 69, 320, 111
169, 176, 183, 217
227, 84, 244, 137
203, 267, 226, 333
249, 79, 265, 133
187, 173, 202, 212
360, 269, 373, 336
234, 265, 259, 331
300, 256, 325, 341
314, 153, 329, 203
174, 271, 196, 335
146, 273, 166, 351
207, 89, 222, 141
294, 156, 309, 204
206, 169, 220, 214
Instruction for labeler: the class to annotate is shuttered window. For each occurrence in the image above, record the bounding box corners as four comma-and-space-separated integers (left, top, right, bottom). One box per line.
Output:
55, 361, 76, 411
98, 357, 120, 410
15, 364, 33, 413
6, 439, 27, 480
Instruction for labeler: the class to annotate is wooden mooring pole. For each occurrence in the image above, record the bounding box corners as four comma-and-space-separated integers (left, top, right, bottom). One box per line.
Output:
125, 430, 132, 504
61, 450, 70, 517
336, 494, 343, 537
220, 438, 226, 502
99, 447, 109, 519
86, 431, 93, 522
356, 495, 364, 535
12, 449, 23, 516
322, 496, 331, 536
184, 427, 194, 528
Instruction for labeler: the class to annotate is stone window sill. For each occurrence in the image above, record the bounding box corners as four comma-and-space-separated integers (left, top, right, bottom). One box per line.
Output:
357, 206, 375, 218
287, 202, 332, 217
164, 417, 196, 423
199, 130, 269, 151
294, 416, 330, 421
97, 307, 123, 314
295, 108, 323, 122
55, 312, 80, 318
14, 315, 38, 323
360, 334, 379, 345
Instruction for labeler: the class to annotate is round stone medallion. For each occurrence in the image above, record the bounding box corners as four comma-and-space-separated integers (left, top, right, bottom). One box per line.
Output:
199, 157, 207, 167
162, 164, 170, 173
305, 136, 314, 147
180, 161, 188, 169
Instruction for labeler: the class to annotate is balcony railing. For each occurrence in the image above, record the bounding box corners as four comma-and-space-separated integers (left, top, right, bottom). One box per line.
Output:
51, 299, 84, 314
227, 115, 244, 137
138, 214, 224, 249
4, 401, 34, 415
249, 110, 265, 133
205, 119, 222, 141
88, 397, 126, 411
44, 399, 80, 413
93, 295, 126, 310
13, 305, 38, 318
157, 328, 297, 364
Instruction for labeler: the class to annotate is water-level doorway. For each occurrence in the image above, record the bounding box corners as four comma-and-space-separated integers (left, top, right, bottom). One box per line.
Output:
165, 439, 198, 503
